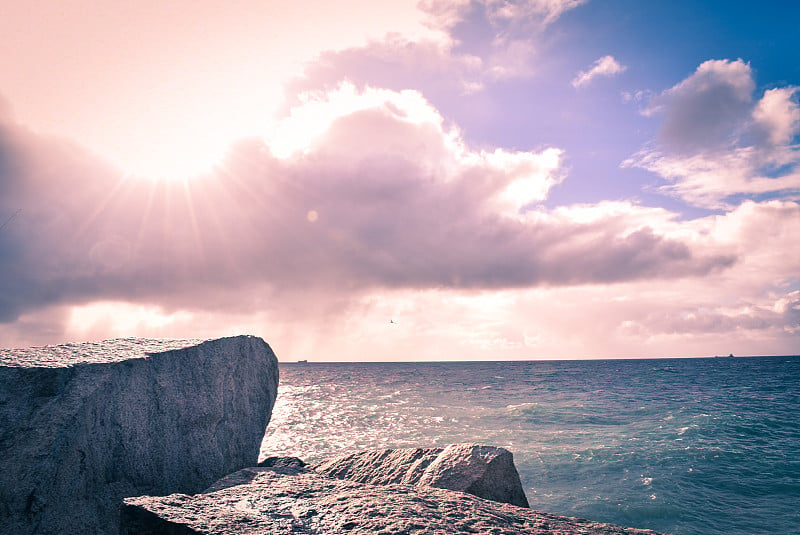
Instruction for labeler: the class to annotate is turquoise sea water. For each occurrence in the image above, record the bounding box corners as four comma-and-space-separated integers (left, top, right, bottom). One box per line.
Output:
260, 357, 800, 535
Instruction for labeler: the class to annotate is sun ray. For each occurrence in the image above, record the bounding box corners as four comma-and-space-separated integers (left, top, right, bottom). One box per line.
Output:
179, 179, 206, 270
69, 173, 133, 245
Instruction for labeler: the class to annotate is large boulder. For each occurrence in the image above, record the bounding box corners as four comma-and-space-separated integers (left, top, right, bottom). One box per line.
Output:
0, 335, 279, 535
120, 466, 664, 534
313, 443, 530, 508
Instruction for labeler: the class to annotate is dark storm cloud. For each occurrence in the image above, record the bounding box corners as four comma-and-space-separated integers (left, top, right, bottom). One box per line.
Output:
0, 102, 736, 324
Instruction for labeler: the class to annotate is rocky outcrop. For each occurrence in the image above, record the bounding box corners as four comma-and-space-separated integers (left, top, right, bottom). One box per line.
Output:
0, 336, 279, 535
120, 466, 664, 534
313, 443, 530, 508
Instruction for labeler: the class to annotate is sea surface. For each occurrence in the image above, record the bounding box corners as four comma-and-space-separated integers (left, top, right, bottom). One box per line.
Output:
260, 357, 800, 535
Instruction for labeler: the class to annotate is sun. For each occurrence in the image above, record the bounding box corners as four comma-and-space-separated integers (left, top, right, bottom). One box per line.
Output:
99, 107, 239, 182
82, 78, 286, 182
114, 131, 230, 182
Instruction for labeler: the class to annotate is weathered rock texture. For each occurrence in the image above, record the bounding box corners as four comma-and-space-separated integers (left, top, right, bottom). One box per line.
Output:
120, 466, 664, 535
0, 335, 279, 535
314, 443, 530, 508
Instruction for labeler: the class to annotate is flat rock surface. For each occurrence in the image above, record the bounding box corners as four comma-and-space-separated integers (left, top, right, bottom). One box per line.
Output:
0, 335, 279, 535
314, 444, 530, 508
121, 467, 664, 535
0, 337, 205, 367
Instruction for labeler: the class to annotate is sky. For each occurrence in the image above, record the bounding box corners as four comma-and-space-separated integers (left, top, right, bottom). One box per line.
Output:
1, 0, 798, 360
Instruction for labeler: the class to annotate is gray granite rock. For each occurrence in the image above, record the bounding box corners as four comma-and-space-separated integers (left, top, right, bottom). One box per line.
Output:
120, 467, 664, 535
419, 444, 530, 508
313, 447, 441, 486
0, 335, 279, 535
313, 443, 530, 508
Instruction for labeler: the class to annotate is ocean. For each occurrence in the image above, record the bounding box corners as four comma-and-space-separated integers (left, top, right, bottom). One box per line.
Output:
260, 357, 800, 535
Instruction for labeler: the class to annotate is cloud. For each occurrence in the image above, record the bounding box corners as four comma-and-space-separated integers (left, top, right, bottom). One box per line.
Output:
0, 84, 736, 335
624, 146, 800, 209
625, 59, 800, 208
645, 59, 755, 151
571, 55, 627, 88
752, 87, 800, 145
288, 0, 589, 102
477, 0, 589, 79
3, 81, 797, 358
397, 200, 800, 359
479, 0, 589, 29
613, 201, 800, 350
287, 36, 480, 100
424, 0, 589, 34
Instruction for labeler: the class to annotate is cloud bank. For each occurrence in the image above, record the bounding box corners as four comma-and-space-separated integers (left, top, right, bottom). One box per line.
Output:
1, 84, 737, 335
1, 44, 798, 358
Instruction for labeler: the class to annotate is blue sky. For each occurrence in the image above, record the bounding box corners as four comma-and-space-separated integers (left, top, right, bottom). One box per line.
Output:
0, 1, 798, 359
440, 0, 800, 209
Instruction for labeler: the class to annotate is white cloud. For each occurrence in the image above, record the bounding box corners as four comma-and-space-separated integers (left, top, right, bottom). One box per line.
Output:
411, 0, 590, 84
481, 1, 590, 79
265, 82, 449, 159
572, 55, 627, 88
627, 59, 800, 208
752, 87, 800, 145
483, 0, 589, 27
625, 145, 800, 209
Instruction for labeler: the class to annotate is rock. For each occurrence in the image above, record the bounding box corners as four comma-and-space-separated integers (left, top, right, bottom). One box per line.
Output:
419, 444, 530, 508
313, 443, 530, 508
201, 457, 309, 493
313, 447, 441, 485
120, 466, 664, 534
257, 456, 308, 470
0, 335, 279, 535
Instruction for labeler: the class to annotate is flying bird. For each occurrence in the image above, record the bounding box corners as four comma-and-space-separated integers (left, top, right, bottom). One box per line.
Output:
0, 209, 21, 232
